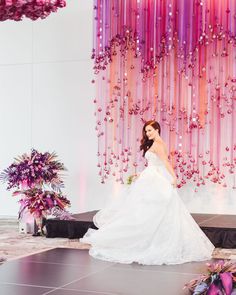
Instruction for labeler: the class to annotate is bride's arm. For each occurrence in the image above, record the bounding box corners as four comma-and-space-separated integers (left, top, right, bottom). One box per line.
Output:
153, 142, 177, 187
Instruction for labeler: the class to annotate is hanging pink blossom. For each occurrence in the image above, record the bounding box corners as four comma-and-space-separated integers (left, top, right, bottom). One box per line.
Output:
0, 0, 66, 21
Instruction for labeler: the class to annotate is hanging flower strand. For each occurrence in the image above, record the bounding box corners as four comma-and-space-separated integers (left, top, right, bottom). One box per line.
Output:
0, 0, 66, 21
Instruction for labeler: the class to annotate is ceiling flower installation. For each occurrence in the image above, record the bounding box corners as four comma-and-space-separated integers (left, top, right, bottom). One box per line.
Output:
93, 0, 236, 189
0, 0, 66, 21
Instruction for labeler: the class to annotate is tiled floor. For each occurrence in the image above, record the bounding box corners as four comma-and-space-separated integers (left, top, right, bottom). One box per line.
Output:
0, 247, 214, 295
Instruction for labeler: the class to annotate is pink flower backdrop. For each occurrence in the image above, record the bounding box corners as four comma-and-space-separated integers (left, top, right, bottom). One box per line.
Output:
93, 0, 236, 189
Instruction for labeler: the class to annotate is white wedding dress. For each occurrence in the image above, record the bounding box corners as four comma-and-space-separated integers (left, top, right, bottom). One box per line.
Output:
80, 150, 214, 265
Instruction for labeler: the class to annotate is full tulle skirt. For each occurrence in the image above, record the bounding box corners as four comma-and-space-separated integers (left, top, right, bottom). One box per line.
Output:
80, 165, 214, 265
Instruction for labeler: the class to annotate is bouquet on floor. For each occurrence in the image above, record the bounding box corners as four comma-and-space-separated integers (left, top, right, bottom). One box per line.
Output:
184, 260, 236, 295
0, 149, 71, 227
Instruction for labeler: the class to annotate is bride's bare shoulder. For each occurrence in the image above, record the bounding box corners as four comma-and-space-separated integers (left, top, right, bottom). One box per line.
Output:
153, 139, 166, 148
153, 140, 167, 154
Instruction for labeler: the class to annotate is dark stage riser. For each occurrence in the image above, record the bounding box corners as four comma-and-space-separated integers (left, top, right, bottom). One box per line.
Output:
45, 211, 98, 239
45, 211, 236, 249
201, 227, 236, 249
45, 219, 97, 239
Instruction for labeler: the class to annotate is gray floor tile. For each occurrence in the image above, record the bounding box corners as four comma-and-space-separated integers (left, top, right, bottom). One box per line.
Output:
110, 259, 212, 274
0, 283, 53, 295
61, 267, 196, 295
0, 260, 108, 287
19, 248, 114, 268
45, 289, 115, 295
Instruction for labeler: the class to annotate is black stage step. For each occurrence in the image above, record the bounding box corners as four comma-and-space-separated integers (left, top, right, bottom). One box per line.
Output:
45, 211, 236, 248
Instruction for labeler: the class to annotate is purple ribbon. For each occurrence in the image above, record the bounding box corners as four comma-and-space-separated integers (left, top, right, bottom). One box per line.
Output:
207, 283, 221, 295
207, 272, 232, 295
220, 272, 232, 295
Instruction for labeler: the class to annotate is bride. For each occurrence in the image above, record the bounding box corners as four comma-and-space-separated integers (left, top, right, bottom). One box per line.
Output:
80, 120, 214, 265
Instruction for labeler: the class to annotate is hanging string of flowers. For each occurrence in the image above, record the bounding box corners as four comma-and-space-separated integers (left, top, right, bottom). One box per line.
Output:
92, 0, 236, 190
0, 0, 66, 21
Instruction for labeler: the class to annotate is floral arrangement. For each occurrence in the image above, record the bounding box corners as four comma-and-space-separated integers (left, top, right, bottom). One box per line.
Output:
0, 149, 66, 191
184, 260, 236, 295
0, 0, 66, 22
1, 149, 71, 223
15, 188, 70, 219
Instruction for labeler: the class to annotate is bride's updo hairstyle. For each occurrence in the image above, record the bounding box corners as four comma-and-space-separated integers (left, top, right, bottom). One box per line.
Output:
140, 120, 161, 156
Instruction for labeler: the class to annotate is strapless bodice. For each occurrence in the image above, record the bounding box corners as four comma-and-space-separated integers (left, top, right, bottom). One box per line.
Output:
145, 150, 165, 167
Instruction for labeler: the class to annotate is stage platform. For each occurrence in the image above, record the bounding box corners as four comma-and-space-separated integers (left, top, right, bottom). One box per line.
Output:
45, 211, 236, 248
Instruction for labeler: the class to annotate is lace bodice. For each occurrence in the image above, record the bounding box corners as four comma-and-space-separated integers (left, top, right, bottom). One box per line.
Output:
145, 150, 165, 167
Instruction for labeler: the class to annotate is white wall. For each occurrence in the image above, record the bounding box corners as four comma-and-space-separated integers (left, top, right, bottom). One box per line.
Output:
0, 1, 235, 217
0, 0, 114, 216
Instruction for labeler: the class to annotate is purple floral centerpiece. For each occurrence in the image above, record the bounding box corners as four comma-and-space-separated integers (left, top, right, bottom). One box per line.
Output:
1, 149, 72, 233
0, 149, 66, 191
